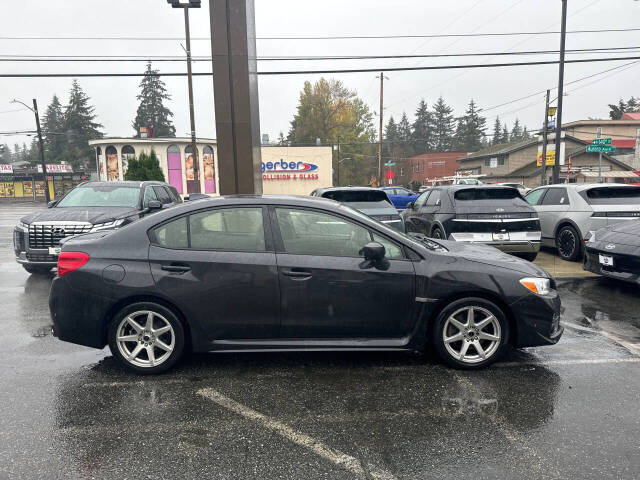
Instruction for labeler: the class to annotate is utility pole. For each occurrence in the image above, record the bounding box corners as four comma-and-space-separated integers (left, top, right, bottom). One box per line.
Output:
336, 135, 340, 186
168, 0, 201, 193
553, 0, 568, 184
540, 90, 550, 186
11, 98, 50, 203
597, 126, 603, 183
377, 72, 386, 187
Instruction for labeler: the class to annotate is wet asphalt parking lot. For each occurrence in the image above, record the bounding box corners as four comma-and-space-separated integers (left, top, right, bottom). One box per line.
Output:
1, 203, 639, 480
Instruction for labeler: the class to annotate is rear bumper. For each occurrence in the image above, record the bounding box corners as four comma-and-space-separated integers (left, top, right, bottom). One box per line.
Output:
449, 234, 541, 253
49, 276, 114, 349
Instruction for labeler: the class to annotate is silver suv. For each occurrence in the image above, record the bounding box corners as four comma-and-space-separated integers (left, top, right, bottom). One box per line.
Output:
524, 183, 640, 261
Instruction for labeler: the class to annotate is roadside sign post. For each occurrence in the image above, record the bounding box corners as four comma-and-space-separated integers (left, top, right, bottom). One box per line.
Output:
586, 132, 615, 183
597, 128, 602, 184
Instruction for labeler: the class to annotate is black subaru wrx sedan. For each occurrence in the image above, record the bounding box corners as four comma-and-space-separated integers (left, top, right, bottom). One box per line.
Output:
49, 195, 562, 374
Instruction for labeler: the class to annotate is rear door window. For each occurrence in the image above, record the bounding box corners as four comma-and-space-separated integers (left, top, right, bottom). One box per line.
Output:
190, 208, 265, 251
541, 188, 569, 206
525, 188, 546, 206
581, 187, 640, 205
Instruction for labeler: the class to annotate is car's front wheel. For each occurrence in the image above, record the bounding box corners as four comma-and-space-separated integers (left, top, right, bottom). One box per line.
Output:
108, 302, 185, 374
431, 298, 509, 369
431, 226, 444, 239
22, 264, 52, 275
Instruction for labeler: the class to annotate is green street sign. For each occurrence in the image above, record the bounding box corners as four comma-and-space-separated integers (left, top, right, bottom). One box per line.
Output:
586, 145, 616, 153
384, 162, 396, 166
591, 138, 612, 146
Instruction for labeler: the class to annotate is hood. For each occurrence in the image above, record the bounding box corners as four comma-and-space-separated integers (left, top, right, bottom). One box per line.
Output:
595, 219, 640, 247
20, 206, 139, 225
436, 240, 549, 277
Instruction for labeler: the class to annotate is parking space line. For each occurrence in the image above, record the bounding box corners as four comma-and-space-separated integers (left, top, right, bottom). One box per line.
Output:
494, 357, 640, 368
562, 320, 640, 356
197, 387, 397, 480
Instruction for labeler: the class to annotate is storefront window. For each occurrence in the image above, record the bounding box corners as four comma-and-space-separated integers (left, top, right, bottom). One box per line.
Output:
203, 145, 215, 193
105, 146, 119, 181
121, 145, 135, 175
167, 145, 182, 194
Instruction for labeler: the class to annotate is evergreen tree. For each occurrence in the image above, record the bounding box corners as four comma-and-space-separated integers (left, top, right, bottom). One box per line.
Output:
522, 126, 530, 139
0, 144, 10, 164
132, 62, 176, 137
510, 118, 523, 141
432, 96, 455, 151
492, 117, 502, 145
123, 150, 165, 181
63, 80, 103, 170
454, 99, 486, 152
384, 116, 398, 159
42, 95, 66, 163
411, 99, 433, 154
501, 125, 510, 144
277, 131, 286, 145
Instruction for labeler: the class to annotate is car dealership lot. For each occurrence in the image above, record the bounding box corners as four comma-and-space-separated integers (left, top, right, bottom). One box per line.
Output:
1, 203, 639, 479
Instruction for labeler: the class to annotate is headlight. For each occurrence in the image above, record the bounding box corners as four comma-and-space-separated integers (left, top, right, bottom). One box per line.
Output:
519, 277, 552, 296
90, 219, 125, 232
18, 221, 29, 229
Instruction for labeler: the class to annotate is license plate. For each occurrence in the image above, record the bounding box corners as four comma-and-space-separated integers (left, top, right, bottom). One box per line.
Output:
599, 254, 613, 266
492, 232, 510, 241
48, 247, 61, 255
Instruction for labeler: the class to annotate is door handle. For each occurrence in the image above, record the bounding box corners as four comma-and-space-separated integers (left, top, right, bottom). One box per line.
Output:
281, 268, 312, 279
161, 264, 191, 273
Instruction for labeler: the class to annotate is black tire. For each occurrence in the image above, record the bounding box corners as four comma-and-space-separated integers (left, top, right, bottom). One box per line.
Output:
431, 297, 509, 369
514, 252, 538, 262
108, 302, 186, 375
22, 264, 52, 275
556, 224, 581, 261
431, 226, 444, 239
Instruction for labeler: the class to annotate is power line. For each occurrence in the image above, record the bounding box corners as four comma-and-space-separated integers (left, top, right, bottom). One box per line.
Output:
2, 27, 640, 41
3, 55, 640, 78
2, 46, 639, 62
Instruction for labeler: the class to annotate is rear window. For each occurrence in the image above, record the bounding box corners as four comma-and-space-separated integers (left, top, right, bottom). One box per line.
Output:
454, 188, 520, 202
321, 190, 391, 204
581, 187, 640, 205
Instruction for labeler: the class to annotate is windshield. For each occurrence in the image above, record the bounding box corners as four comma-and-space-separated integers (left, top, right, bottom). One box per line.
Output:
454, 187, 522, 202
57, 185, 141, 208
581, 186, 640, 205
322, 190, 391, 204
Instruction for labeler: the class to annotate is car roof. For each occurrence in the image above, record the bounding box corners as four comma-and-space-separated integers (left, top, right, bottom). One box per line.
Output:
76, 181, 167, 188
533, 183, 632, 192
314, 186, 380, 193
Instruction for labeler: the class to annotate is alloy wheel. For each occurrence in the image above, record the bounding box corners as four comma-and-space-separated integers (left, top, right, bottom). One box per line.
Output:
115, 310, 175, 368
557, 228, 577, 259
442, 306, 502, 364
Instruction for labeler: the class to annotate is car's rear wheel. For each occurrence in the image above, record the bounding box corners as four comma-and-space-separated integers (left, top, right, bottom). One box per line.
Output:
431, 226, 444, 239
22, 264, 52, 275
108, 302, 185, 374
556, 224, 581, 261
431, 298, 508, 369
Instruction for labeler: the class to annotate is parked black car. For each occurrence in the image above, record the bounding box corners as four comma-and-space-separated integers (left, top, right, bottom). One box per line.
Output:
49, 195, 561, 374
402, 185, 541, 261
14, 181, 181, 274
310, 187, 404, 232
583, 219, 640, 285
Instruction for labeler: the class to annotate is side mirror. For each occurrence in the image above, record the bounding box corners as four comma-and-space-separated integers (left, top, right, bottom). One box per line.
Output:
147, 200, 163, 211
47, 200, 58, 208
361, 242, 385, 261
406, 202, 414, 210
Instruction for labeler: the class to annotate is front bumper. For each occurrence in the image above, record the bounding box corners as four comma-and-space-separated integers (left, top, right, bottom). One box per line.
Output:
510, 289, 563, 347
13, 227, 59, 266
583, 246, 640, 285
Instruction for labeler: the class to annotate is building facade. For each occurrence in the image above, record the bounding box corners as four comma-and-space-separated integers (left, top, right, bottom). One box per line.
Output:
405, 152, 468, 185
88, 138, 332, 196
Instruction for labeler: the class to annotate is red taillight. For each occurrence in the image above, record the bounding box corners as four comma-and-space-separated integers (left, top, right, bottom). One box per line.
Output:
57, 251, 90, 276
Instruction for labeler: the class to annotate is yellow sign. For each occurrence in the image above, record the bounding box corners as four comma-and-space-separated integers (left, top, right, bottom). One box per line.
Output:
537, 152, 556, 166
547, 107, 557, 117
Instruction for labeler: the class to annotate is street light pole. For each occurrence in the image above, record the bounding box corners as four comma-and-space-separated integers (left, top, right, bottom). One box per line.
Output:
553, 0, 568, 184
11, 98, 50, 203
540, 90, 550, 186
168, 0, 201, 193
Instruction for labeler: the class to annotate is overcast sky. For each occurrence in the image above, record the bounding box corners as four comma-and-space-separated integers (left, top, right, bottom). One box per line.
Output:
1, 0, 639, 150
